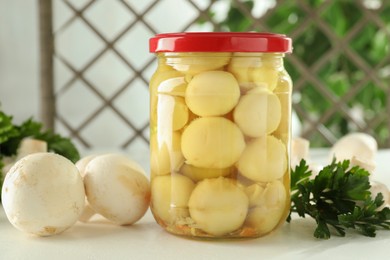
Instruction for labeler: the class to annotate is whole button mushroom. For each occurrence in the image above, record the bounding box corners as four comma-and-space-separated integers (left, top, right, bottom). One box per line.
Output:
75, 154, 98, 223
369, 180, 390, 210
227, 53, 258, 84
2, 138, 48, 177
237, 135, 287, 182
157, 95, 189, 131
83, 154, 151, 225
329, 133, 377, 163
329, 133, 378, 174
151, 174, 195, 224
233, 87, 282, 137
150, 132, 183, 176
185, 71, 240, 117
169, 52, 231, 75
181, 117, 245, 169
188, 177, 249, 236
180, 163, 234, 182
1, 153, 85, 236
245, 180, 287, 235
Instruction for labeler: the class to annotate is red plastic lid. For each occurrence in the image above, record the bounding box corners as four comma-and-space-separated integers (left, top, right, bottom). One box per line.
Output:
149, 32, 292, 53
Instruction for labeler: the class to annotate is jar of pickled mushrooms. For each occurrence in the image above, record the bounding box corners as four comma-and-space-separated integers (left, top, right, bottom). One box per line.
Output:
149, 32, 293, 239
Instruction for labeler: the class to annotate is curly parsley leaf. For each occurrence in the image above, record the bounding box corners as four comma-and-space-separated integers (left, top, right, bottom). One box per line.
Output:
0, 110, 80, 166
34, 131, 80, 163
289, 159, 390, 239
1, 110, 81, 201
0, 111, 19, 144
0, 111, 81, 202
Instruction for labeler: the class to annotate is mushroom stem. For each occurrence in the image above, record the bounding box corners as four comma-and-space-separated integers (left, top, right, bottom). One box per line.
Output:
2, 139, 48, 177
17, 138, 48, 160
291, 137, 310, 168
350, 156, 376, 173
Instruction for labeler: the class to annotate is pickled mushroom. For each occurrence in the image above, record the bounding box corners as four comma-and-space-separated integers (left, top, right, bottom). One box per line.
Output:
157, 95, 189, 131
157, 77, 187, 97
151, 174, 195, 224
150, 70, 185, 125
180, 164, 234, 182
227, 53, 258, 83
188, 177, 249, 236
250, 66, 279, 91
237, 135, 287, 182
181, 117, 245, 169
150, 70, 183, 92
150, 131, 183, 176
233, 87, 282, 137
245, 180, 287, 234
227, 53, 279, 91
168, 52, 231, 75
185, 71, 240, 116
244, 183, 266, 208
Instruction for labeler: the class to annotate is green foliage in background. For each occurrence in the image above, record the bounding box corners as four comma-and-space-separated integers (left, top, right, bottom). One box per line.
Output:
219, 0, 390, 147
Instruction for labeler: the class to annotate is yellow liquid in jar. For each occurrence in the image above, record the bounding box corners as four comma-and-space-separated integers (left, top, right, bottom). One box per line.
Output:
150, 53, 292, 239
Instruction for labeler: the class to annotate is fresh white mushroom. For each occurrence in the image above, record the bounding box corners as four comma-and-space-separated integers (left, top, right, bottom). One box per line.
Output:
308, 163, 324, 180
350, 156, 376, 173
75, 154, 98, 177
1, 152, 85, 236
1, 156, 15, 177
82, 154, 150, 225
329, 133, 377, 169
75, 154, 98, 223
290, 137, 324, 179
291, 137, 310, 168
2, 138, 48, 177
369, 180, 390, 210
16, 138, 48, 160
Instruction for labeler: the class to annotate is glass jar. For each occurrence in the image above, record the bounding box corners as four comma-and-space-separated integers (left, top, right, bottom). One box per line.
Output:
149, 32, 293, 239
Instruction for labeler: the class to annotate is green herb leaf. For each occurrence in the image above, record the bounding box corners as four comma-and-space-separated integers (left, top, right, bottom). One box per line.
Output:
290, 159, 390, 239
34, 131, 80, 163
0, 110, 80, 201
0, 111, 18, 143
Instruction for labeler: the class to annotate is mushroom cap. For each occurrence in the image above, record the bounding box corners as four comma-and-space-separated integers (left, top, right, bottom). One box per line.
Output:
84, 154, 150, 225
329, 133, 377, 162
75, 154, 100, 222
75, 154, 98, 178
1, 153, 85, 236
370, 180, 390, 208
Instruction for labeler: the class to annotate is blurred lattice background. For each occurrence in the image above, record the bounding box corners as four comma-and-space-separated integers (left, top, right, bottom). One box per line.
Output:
218, 0, 390, 147
45, 0, 390, 150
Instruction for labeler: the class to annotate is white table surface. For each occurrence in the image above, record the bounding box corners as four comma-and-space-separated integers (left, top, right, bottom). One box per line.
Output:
1, 149, 390, 260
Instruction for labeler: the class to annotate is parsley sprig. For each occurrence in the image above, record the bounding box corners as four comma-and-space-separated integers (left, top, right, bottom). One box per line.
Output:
288, 159, 390, 239
0, 111, 80, 163
1, 110, 80, 201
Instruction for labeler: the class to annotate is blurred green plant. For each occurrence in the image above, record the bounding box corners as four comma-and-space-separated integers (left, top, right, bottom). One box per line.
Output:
218, 0, 390, 147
